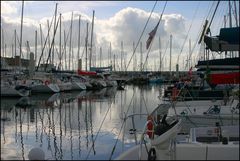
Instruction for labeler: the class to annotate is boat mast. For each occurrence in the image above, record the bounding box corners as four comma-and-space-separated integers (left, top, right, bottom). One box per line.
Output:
69, 12, 73, 70
77, 15, 81, 69
114, 54, 116, 71
189, 38, 191, 69
14, 29, 17, 72
52, 3, 58, 68
158, 36, 161, 73
47, 20, 51, 65
110, 42, 112, 68
89, 10, 95, 70
140, 41, 143, 72
100, 47, 102, 67
132, 41, 135, 71
35, 30, 37, 68
169, 34, 172, 73
121, 41, 123, 71
19, 1, 24, 70
1, 29, 3, 58
64, 30, 67, 70
85, 22, 89, 71
59, 13, 62, 70
39, 24, 44, 63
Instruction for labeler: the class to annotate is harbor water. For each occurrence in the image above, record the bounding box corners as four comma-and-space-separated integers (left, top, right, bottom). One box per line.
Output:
1, 84, 238, 160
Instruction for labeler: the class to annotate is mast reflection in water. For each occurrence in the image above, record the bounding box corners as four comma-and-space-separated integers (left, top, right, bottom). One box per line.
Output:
0, 85, 159, 160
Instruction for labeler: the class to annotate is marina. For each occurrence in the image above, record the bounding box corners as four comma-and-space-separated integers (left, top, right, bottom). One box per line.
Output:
1, 1, 239, 160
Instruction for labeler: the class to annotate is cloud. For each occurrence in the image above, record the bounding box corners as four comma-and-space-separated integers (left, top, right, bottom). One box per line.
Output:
1, 1, 18, 15
1, 6, 189, 70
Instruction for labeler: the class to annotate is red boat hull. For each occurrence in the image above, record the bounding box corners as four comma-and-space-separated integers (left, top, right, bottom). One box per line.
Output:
77, 70, 97, 76
209, 72, 239, 85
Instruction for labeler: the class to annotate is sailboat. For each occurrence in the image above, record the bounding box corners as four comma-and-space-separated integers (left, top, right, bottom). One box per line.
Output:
196, 1, 239, 88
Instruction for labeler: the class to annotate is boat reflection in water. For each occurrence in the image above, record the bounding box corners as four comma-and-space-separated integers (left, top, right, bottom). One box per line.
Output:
1, 85, 239, 160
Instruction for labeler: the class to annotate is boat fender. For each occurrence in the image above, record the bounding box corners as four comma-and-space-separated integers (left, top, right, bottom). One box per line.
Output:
147, 115, 154, 139
45, 80, 50, 85
148, 147, 156, 160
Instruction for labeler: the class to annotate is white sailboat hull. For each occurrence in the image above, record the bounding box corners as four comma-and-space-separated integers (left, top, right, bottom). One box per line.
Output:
71, 82, 86, 90
1, 85, 30, 97
31, 84, 60, 93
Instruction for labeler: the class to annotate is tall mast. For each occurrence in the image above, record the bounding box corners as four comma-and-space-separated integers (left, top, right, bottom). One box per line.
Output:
77, 15, 81, 68
1, 29, 3, 58
35, 30, 37, 68
132, 41, 135, 71
19, 1, 24, 70
158, 36, 161, 72
189, 38, 191, 69
52, 3, 58, 68
12, 44, 14, 58
140, 41, 143, 72
14, 30, 17, 58
121, 41, 123, 71
100, 47, 102, 67
85, 22, 89, 71
169, 34, 172, 73
39, 24, 44, 63
110, 42, 112, 67
59, 13, 62, 70
69, 12, 73, 70
113, 54, 116, 71
229, 0, 234, 58
64, 30, 67, 70
4, 44, 7, 58
229, 0, 232, 28
14, 29, 17, 72
47, 20, 51, 64
89, 10, 95, 70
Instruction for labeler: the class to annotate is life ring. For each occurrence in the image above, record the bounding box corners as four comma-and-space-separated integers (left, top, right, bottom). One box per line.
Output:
147, 147, 156, 160
45, 80, 50, 85
171, 87, 179, 101
146, 115, 154, 139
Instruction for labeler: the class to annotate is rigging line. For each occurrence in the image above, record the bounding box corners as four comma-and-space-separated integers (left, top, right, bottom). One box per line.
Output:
208, 1, 220, 31
206, 1, 216, 21
142, 1, 168, 71
85, 100, 113, 160
195, 1, 215, 45
45, 16, 60, 69
177, 1, 200, 64
190, 1, 220, 61
36, 6, 57, 71
125, 0, 158, 71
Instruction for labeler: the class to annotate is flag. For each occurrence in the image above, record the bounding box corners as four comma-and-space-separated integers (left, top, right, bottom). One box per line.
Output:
146, 21, 159, 49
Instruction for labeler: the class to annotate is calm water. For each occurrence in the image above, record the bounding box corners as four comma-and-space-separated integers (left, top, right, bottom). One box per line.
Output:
1, 85, 165, 160
1, 84, 238, 160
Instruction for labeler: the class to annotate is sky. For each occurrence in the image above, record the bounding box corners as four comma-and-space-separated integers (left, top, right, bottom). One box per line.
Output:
1, 1, 239, 71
